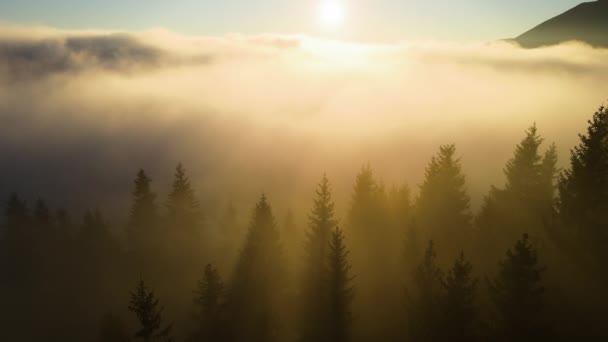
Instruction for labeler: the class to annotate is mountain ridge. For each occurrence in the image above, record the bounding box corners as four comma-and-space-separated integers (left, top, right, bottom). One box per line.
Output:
515, 0, 608, 48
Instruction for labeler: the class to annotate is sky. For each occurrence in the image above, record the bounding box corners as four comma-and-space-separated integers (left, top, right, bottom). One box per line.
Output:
0, 0, 586, 41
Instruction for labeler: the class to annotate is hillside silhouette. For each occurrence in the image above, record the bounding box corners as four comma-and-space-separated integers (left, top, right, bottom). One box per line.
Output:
516, 0, 608, 48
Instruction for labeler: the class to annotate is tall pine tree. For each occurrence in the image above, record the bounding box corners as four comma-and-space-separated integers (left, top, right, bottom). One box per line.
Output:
192, 264, 227, 342
440, 253, 480, 342
129, 280, 173, 342
405, 241, 444, 341
558, 106, 608, 273
326, 227, 355, 342
127, 169, 161, 278
229, 194, 285, 342
476, 125, 557, 271
416, 145, 472, 262
301, 175, 338, 341
488, 234, 547, 341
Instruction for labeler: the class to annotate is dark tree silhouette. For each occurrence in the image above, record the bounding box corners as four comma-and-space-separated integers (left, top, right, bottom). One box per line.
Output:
476, 125, 558, 271
559, 106, 608, 272
345, 165, 400, 340
405, 241, 444, 341
440, 253, 479, 342
129, 280, 173, 342
167, 163, 202, 230
128, 170, 159, 241
192, 264, 227, 342
301, 175, 338, 341
489, 234, 547, 341
326, 227, 354, 342
229, 194, 285, 342
416, 145, 472, 261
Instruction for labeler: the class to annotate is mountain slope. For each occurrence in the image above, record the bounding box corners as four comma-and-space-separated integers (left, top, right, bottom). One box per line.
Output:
515, 0, 608, 48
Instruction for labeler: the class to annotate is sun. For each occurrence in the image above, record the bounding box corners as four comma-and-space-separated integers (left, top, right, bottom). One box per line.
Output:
319, 2, 345, 30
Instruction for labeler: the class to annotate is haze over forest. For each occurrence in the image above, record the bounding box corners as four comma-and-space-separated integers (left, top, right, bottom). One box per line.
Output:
1, 1, 608, 341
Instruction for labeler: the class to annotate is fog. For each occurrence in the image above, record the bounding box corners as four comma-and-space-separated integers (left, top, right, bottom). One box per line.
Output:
1, 25, 607, 221
3, 24, 608, 342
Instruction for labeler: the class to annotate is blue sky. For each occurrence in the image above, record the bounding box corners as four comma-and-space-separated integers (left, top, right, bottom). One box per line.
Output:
0, 0, 586, 41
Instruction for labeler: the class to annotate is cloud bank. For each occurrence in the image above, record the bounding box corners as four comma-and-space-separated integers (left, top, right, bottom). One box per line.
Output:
1, 25, 607, 221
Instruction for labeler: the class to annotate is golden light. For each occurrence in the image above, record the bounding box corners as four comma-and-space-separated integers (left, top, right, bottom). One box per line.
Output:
319, 2, 345, 30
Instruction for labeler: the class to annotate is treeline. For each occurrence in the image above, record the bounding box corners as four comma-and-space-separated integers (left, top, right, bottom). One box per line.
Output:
1, 106, 608, 341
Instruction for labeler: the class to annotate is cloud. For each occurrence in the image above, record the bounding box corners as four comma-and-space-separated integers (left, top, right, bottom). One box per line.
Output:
0, 33, 166, 81
0, 25, 607, 220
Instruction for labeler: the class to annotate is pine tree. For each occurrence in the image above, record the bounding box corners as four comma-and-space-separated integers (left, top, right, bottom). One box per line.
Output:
326, 228, 355, 342
488, 234, 547, 341
504, 125, 544, 198
405, 241, 444, 341
416, 145, 472, 260
301, 175, 338, 341
476, 126, 557, 271
127, 169, 161, 278
346, 165, 401, 340
128, 169, 159, 239
192, 264, 226, 342
558, 106, 608, 270
167, 163, 202, 230
229, 194, 284, 342
165, 163, 206, 305
440, 253, 479, 342
129, 280, 173, 342
347, 165, 382, 237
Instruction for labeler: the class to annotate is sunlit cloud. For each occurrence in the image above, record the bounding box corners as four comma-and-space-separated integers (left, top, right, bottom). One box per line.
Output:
1, 25, 607, 215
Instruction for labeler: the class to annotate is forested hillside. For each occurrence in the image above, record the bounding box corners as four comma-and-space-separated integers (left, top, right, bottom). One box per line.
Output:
2, 105, 608, 341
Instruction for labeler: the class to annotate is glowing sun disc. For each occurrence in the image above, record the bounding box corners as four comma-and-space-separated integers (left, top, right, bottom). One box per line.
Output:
319, 2, 345, 29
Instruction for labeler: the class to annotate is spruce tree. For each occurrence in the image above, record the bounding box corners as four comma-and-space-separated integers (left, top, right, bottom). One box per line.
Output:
476, 126, 557, 271
129, 280, 173, 342
416, 145, 472, 260
503, 125, 544, 197
167, 163, 202, 230
301, 175, 338, 341
347, 165, 381, 236
405, 241, 444, 341
229, 194, 284, 342
165, 163, 206, 305
127, 169, 161, 279
440, 253, 479, 342
128, 170, 159, 239
192, 264, 226, 342
558, 106, 608, 269
326, 227, 354, 342
488, 234, 547, 341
